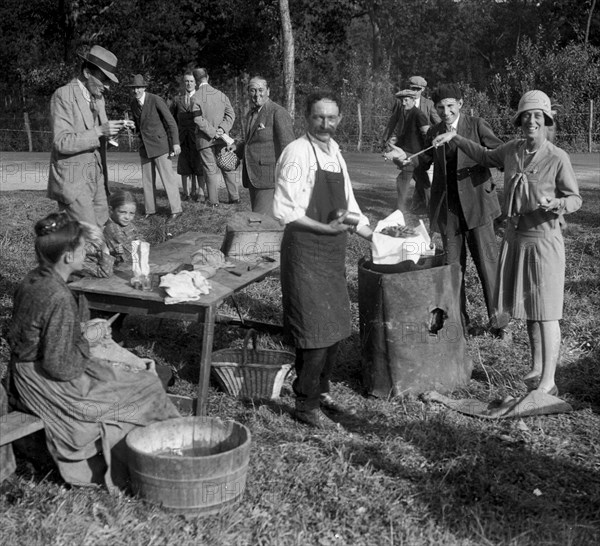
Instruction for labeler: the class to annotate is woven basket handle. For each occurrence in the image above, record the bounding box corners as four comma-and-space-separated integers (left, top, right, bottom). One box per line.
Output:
241, 329, 259, 365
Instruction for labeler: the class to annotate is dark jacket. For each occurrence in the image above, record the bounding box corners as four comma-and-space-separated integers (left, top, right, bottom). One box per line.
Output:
131, 92, 180, 159
237, 99, 295, 189
425, 114, 503, 232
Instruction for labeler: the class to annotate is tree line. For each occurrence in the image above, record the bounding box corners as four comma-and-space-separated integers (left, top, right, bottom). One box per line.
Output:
1, 0, 598, 152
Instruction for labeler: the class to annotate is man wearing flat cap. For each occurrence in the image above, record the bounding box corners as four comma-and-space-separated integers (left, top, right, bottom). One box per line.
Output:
47, 45, 127, 227
383, 75, 441, 213
422, 83, 508, 337
128, 74, 182, 220
385, 89, 430, 211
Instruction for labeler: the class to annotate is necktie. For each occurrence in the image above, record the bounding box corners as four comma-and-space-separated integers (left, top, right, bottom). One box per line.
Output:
185, 94, 190, 107
89, 97, 99, 126
247, 107, 259, 138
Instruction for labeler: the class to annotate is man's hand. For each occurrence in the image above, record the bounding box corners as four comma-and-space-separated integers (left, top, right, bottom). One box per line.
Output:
171, 144, 181, 157
432, 132, 456, 147
97, 120, 126, 138
215, 127, 224, 138
327, 215, 353, 234
383, 143, 407, 163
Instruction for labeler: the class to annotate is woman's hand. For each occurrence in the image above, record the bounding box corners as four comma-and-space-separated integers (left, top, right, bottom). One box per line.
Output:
432, 132, 456, 147
82, 318, 112, 345
538, 196, 561, 212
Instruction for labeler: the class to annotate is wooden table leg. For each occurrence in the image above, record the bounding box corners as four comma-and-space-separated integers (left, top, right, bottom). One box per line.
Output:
196, 304, 216, 416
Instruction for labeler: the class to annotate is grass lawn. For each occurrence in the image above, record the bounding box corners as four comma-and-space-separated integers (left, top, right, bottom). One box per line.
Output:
0, 179, 599, 546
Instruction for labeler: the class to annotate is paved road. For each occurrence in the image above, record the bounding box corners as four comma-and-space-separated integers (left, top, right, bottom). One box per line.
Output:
1, 150, 598, 193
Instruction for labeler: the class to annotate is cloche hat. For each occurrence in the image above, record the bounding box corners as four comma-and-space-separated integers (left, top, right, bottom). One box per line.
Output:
512, 90, 554, 126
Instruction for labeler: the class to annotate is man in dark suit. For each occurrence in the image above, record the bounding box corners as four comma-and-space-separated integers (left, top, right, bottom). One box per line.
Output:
191, 68, 239, 207
386, 89, 430, 212
128, 74, 182, 220
383, 76, 441, 213
170, 70, 205, 201
408, 76, 441, 126
47, 45, 126, 227
235, 76, 295, 215
423, 83, 507, 336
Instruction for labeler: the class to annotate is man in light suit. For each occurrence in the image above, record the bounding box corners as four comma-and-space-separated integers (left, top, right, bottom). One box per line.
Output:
128, 74, 182, 220
191, 68, 239, 207
423, 83, 507, 337
235, 76, 295, 215
170, 70, 205, 201
47, 45, 126, 227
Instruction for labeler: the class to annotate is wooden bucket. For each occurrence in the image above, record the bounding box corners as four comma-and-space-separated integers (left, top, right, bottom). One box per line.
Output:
126, 417, 251, 516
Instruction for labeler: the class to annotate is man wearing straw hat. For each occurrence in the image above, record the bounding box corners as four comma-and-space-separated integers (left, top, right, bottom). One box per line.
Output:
47, 45, 127, 227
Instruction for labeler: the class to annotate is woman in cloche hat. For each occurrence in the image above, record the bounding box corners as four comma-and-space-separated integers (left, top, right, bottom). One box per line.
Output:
432, 90, 582, 397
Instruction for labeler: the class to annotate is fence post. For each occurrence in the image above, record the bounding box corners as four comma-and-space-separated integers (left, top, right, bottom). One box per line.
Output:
23, 111, 33, 152
357, 102, 363, 152
589, 99, 594, 153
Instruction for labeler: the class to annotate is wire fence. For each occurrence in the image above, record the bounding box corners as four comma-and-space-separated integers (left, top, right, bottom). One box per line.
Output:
1, 110, 598, 154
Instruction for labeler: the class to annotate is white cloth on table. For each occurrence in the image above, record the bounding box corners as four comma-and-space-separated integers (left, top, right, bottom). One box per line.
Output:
159, 270, 211, 304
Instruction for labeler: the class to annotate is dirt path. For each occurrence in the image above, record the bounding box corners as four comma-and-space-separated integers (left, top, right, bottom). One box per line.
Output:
1, 150, 597, 193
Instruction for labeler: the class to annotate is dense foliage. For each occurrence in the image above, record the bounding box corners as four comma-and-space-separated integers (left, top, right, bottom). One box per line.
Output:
0, 0, 598, 151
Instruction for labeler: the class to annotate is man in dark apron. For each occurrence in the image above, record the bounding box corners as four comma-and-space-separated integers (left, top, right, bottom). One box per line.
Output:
273, 91, 373, 429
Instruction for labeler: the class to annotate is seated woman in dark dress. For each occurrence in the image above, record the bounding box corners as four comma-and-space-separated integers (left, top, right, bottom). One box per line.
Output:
8, 213, 179, 490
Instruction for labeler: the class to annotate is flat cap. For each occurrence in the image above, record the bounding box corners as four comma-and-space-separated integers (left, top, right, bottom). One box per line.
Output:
395, 89, 417, 99
408, 76, 427, 88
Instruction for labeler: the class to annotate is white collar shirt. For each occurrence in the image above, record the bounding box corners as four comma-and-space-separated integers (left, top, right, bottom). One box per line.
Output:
273, 133, 369, 227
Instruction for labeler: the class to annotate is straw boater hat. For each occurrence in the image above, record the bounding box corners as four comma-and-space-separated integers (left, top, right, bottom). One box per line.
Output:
512, 90, 554, 126
78, 45, 119, 83
126, 74, 148, 88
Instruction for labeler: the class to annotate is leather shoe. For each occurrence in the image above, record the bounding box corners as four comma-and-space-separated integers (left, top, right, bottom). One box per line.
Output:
191, 193, 199, 202
293, 407, 340, 429
320, 393, 357, 415
182, 194, 190, 201
144, 213, 156, 220
167, 212, 181, 221
207, 202, 219, 208
228, 199, 240, 205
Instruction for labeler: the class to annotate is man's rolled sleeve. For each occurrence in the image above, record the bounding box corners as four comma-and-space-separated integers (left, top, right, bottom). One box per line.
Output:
273, 142, 313, 224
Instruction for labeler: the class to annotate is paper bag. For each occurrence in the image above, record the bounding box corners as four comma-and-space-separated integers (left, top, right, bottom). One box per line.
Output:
371, 210, 434, 265
131, 240, 151, 286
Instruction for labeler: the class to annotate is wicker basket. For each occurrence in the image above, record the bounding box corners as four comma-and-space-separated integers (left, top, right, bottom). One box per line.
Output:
211, 330, 294, 400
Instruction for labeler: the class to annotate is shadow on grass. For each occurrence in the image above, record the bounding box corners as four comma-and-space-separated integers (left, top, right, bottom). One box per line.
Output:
304, 404, 600, 543
557, 346, 600, 412
569, 186, 600, 231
